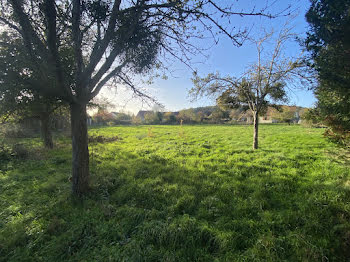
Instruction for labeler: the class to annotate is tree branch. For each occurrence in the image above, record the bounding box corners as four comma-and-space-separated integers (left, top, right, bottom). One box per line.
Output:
90, 60, 128, 99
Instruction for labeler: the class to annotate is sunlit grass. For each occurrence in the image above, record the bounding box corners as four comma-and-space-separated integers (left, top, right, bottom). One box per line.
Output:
1, 124, 350, 261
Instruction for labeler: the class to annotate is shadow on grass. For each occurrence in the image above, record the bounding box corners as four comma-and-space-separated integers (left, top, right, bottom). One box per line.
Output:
1, 147, 350, 261
326, 146, 350, 166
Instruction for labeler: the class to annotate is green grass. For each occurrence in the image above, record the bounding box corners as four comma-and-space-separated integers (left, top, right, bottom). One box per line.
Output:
1, 124, 350, 261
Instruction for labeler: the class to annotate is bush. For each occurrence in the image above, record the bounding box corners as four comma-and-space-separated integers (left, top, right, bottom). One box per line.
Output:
0, 143, 14, 162
132, 116, 142, 125
0, 142, 30, 171
0, 123, 37, 138
88, 135, 120, 143
323, 129, 350, 148
12, 143, 30, 159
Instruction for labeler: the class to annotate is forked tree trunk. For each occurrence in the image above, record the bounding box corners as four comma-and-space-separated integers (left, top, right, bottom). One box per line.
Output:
40, 113, 53, 149
70, 102, 90, 196
253, 111, 259, 150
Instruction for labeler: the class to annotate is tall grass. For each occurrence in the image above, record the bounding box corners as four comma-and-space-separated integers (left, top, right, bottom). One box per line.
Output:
1, 125, 350, 261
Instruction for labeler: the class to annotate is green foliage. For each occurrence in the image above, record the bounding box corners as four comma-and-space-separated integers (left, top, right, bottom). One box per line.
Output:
92, 110, 115, 125
270, 106, 297, 123
162, 112, 177, 124
0, 122, 37, 138
115, 10, 162, 74
209, 108, 229, 123
177, 109, 197, 124
191, 28, 301, 149
0, 32, 70, 117
1, 125, 350, 261
305, 0, 350, 143
132, 116, 142, 125
114, 113, 132, 122
0, 32, 70, 148
144, 112, 162, 124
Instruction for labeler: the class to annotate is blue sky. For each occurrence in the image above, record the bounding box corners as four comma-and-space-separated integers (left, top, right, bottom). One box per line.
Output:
99, 0, 316, 114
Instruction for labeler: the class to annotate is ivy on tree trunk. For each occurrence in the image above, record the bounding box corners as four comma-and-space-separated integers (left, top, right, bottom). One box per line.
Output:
40, 112, 53, 149
70, 102, 90, 195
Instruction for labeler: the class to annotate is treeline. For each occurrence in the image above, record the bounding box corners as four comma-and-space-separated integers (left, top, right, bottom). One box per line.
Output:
90, 105, 308, 126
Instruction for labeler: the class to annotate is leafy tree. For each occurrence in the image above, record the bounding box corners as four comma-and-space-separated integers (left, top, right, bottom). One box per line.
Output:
144, 111, 161, 124
0, 32, 68, 148
163, 112, 177, 124
195, 111, 205, 123
131, 115, 142, 125
114, 112, 132, 121
1, 0, 275, 195
177, 109, 197, 124
300, 107, 322, 127
305, 0, 350, 143
191, 27, 302, 149
229, 108, 246, 121
270, 106, 297, 124
209, 108, 228, 123
92, 109, 115, 125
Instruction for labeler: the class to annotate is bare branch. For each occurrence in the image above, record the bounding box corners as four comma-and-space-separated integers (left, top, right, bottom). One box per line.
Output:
90, 60, 128, 99
0, 16, 22, 33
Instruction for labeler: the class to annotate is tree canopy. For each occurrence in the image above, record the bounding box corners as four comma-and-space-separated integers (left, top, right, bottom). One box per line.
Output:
305, 0, 350, 143
0, 0, 276, 195
0, 32, 68, 148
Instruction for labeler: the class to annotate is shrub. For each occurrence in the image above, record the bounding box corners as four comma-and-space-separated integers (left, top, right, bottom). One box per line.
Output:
11, 143, 30, 159
88, 135, 120, 143
0, 123, 37, 138
0, 143, 14, 164
323, 129, 350, 148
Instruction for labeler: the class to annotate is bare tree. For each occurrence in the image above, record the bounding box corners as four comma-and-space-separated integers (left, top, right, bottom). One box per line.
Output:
191, 26, 303, 149
0, 0, 278, 195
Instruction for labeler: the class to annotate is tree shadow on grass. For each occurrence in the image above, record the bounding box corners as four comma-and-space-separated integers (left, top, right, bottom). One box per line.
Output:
1, 147, 350, 261
326, 146, 350, 166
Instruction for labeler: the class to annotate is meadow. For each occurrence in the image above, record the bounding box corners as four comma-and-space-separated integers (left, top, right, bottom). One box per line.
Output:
1, 124, 350, 261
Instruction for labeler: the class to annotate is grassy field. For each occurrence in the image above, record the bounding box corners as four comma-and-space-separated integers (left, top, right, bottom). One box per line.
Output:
1, 124, 350, 261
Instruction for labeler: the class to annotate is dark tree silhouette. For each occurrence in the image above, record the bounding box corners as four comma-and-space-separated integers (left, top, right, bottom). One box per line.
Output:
305, 0, 350, 144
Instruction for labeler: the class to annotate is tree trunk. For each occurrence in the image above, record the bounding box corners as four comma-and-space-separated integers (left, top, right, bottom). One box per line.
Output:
253, 111, 259, 150
70, 102, 90, 196
40, 113, 53, 149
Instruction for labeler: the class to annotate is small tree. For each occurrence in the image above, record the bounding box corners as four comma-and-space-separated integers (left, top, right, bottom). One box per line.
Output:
132, 116, 142, 125
0, 32, 68, 148
191, 27, 302, 149
92, 110, 115, 125
144, 111, 161, 124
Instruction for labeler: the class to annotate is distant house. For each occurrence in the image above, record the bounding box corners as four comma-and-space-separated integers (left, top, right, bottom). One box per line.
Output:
136, 110, 153, 121
259, 107, 279, 124
237, 111, 253, 123
110, 112, 119, 118
259, 106, 305, 124
87, 115, 93, 126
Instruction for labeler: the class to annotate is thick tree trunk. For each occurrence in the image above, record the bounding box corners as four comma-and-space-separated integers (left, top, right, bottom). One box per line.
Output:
253, 111, 259, 150
70, 102, 90, 196
40, 113, 53, 149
